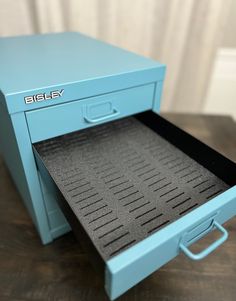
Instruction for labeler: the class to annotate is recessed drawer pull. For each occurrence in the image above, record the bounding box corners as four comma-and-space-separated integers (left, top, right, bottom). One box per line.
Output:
179, 221, 228, 261
84, 108, 120, 124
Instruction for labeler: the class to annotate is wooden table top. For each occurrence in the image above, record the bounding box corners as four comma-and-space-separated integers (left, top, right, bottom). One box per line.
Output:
0, 113, 236, 301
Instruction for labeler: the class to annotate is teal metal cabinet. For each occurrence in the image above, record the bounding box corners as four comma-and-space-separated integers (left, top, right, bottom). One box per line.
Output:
0, 32, 235, 300
0, 32, 165, 243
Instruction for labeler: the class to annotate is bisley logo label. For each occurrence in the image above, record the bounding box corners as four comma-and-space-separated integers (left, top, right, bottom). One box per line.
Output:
24, 89, 64, 104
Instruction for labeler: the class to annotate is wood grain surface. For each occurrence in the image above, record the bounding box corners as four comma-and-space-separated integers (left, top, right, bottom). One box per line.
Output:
0, 114, 235, 301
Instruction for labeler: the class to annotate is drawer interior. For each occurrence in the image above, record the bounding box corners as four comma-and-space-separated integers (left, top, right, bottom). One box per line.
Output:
33, 111, 235, 267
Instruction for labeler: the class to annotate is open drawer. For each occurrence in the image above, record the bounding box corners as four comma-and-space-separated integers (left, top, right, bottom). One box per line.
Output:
33, 111, 236, 300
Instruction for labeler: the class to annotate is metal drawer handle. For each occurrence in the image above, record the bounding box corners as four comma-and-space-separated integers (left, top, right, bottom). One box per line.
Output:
179, 221, 228, 261
84, 108, 120, 124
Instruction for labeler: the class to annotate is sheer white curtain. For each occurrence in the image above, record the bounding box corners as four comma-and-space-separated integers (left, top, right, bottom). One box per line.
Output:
0, 0, 231, 112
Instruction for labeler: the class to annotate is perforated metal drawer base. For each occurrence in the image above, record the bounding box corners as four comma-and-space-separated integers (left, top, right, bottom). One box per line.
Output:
34, 115, 229, 261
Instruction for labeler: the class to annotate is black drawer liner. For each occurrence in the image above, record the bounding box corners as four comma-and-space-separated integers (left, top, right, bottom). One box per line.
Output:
34, 113, 231, 262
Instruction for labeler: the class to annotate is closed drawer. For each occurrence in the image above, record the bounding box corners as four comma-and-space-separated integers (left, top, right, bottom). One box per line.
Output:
26, 83, 155, 143
38, 168, 71, 239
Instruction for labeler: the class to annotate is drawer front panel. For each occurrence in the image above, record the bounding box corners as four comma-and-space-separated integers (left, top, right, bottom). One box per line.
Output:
26, 83, 155, 143
105, 186, 236, 300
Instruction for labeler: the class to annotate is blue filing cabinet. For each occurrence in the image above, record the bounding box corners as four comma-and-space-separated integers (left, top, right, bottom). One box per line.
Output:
0, 32, 165, 243
0, 32, 235, 300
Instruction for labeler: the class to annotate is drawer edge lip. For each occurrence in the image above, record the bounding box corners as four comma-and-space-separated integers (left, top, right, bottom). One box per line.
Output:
105, 185, 236, 300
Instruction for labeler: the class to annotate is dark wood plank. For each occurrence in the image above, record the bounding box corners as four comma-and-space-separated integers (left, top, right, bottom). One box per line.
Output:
0, 113, 235, 301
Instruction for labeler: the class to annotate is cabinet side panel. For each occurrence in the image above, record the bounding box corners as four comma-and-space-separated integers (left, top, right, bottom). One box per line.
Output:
0, 102, 36, 221
0, 100, 52, 243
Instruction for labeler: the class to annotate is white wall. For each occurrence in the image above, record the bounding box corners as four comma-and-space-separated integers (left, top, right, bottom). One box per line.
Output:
204, 49, 236, 120
221, 0, 236, 48
203, 0, 236, 120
